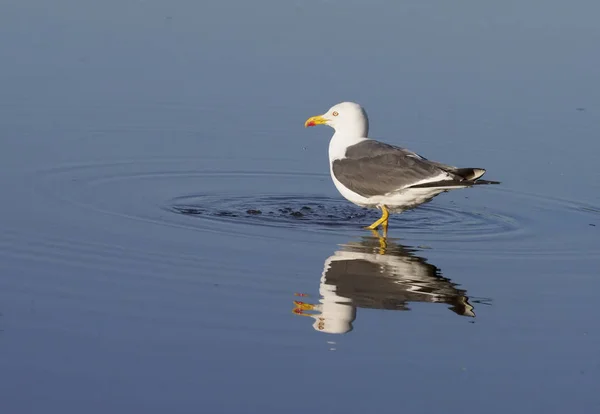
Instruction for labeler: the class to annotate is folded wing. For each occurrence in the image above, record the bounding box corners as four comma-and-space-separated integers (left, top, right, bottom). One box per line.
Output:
332, 140, 477, 198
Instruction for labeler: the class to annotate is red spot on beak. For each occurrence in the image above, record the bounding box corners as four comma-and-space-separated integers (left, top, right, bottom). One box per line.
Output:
306, 121, 316, 127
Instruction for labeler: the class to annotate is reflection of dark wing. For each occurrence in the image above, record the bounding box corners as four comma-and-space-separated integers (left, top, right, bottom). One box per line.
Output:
332, 140, 486, 197
325, 259, 435, 311
323, 236, 475, 317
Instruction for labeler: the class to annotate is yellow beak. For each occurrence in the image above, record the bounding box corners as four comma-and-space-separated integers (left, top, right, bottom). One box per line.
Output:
304, 115, 328, 127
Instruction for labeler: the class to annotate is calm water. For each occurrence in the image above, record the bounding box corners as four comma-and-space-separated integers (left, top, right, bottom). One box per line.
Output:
1, 1, 599, 413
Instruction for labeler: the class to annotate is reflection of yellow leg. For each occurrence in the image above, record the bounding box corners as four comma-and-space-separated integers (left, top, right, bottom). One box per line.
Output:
366, 205, 390, 230
381, 221, 388, 238
369, 229, 388, 254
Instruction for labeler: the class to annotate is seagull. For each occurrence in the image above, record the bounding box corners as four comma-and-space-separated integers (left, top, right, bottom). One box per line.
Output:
305, 102, 497, 232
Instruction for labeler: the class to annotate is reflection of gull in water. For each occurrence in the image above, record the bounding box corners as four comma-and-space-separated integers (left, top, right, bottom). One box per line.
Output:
294, 233, 478, 334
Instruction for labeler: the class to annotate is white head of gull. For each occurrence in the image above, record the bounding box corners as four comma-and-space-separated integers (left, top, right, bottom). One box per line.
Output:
305, 101, 495, 234
306, 101, 369, 135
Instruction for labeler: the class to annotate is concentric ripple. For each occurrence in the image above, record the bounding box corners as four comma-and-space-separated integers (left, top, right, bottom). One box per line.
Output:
168, 193, 521, 239
26, 157, 600, 256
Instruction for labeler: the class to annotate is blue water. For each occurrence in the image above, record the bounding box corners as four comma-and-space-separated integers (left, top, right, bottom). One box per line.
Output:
1, 1, 599, 413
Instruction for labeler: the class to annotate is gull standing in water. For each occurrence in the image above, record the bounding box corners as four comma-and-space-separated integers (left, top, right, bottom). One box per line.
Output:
305, 102, 496, 232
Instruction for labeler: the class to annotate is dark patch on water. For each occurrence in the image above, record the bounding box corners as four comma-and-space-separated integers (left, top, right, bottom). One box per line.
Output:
216, 211, 238, 217
170, 194, 379, 230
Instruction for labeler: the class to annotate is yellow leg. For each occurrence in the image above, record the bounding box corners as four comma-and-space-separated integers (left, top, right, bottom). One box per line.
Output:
366, 205, 390, 230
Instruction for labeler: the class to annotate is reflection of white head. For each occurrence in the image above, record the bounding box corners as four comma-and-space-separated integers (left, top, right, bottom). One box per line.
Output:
310, 279, 356, 334
289, 257, 357, 334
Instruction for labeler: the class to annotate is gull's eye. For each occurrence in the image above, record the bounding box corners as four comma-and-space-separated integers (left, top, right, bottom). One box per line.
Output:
332, 111, 339, 116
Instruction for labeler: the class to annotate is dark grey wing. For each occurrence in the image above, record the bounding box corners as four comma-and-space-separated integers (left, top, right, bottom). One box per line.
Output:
344, 140, 423, 159
332, 140, 455, 197
324, 238, 474, 315
347, 141, 485, 180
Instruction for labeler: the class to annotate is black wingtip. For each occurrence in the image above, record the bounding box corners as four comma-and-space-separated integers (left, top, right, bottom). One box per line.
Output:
409, 178, 500, 188
454, 168, 486, 181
